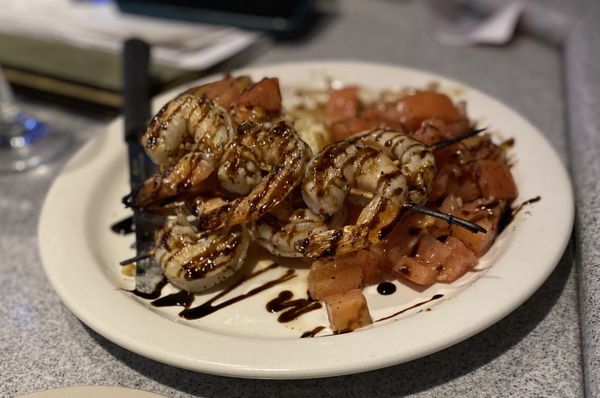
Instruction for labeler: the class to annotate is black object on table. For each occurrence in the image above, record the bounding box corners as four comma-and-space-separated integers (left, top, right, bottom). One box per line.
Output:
122, 38, 164, 294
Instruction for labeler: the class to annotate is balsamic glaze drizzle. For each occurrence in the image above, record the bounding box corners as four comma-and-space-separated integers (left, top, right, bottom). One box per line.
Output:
266, 290, 323, 323
375, 294, 444, 322
300, 326, 326, 338
376, 282, 397, 295
151, 290, 195, 308
179, 264, 296, 320
128, 277, 168, 300
498, 196, 542, 234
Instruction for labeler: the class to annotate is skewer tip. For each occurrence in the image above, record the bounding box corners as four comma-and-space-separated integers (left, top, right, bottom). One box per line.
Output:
122, 192, 134, 208
433, 127, 487, 150
119, 252, 153, 266
405, 203, 487, 234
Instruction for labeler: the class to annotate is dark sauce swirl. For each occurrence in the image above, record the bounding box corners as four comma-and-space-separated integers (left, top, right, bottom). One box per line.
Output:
375, 294, 444, 322
266, 290, 322, 323
128, 277, 168, 300
498, 196, 541, 234
179, 264, 296, 320
300, 326, 326, 338
151, 290, 194, 308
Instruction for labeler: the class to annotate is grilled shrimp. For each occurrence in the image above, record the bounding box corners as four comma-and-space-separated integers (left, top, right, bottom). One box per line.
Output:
356, 128, 436, 205
251, 193, 346, 258
194, 120, 312, 230
131, 96, 234, 208
141, 95, 233, 170
298, 141, 408, 258
154, 214, 250, 293
252, 208, 328, 258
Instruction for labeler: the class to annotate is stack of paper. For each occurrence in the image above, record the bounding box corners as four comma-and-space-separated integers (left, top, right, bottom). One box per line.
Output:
0, 0, 260, 70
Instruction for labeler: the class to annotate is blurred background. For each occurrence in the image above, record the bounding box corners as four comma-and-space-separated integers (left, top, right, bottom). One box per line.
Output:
0, 0, 324, 111
0, 0, 548, 112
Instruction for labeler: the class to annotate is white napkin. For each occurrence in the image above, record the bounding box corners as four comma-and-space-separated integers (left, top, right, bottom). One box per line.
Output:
431, 0, 524, 46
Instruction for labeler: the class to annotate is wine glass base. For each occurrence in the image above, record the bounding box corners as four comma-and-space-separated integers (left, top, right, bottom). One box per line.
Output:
0, 113, 72, 173
0, 131, 71, 172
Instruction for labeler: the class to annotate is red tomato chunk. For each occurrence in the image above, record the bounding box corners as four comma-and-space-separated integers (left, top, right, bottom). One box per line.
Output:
324, 289, 372, 332
307, 259, 363, 300
326, 86, 359, 125
473, 159, 518, 200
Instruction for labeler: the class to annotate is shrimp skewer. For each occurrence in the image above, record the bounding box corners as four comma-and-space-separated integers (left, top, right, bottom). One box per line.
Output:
295, 128, 485, 258
194, 120, 312, 230
298, 140, 408, 258
354, 128, 436, 205
129, 96, 234, 208
251, 192, 347, 258
154, 214, 250, 293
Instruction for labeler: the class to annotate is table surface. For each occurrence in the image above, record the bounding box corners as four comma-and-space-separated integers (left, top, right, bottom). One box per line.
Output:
0, 1, 584, 397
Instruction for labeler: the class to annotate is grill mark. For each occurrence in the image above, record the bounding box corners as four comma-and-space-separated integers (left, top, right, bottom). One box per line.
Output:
156, 100, 185, 140
320, 229, 343, 257
312, 144, 346, 199
391, 136, 408, 157
183, 234, 242, 280
366, 198, 388, 235
198, 203, 232, 230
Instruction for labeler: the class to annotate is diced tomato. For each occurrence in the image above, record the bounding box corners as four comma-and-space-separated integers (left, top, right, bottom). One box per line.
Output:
473, 159, 518, 200
330, 117, 379, 142
429, 163, 454, 202
451, 217, 496, 257
432, 194, 462, 233
388, 255, 437, 286
237, 77, 282, 113
415, 234, 452, 267
184, 75, 252, 109
380, 214, 424, 258
324, 289, 372, 332
447, 173, 481, 202
384, 91, 464, 132
183, 75, 232, 99
450, 199, 502, 256
215, 75, 253, 109
411, 117, 450, 145
307, 259, 363, 300
436, 236, 478, 282
355, 248, 389, 286
326, 86, 360, 125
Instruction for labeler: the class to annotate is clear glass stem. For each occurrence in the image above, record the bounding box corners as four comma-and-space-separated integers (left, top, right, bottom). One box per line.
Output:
0, 67, 19, 122
0, 67, 25, 140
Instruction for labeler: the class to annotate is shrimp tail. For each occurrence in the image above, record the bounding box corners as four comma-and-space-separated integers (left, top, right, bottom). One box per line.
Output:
129, 153, 214, 209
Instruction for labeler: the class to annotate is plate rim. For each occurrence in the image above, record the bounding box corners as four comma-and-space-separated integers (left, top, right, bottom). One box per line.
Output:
38, 60, 574, 379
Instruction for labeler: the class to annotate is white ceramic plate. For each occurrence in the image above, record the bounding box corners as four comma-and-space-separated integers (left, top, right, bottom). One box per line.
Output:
39, 61, 573, 379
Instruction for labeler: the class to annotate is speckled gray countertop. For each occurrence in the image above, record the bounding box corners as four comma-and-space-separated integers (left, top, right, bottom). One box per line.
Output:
0, 0, 588, 397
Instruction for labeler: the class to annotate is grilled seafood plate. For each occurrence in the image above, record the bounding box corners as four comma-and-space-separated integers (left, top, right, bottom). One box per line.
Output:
124, 73, 518, 335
